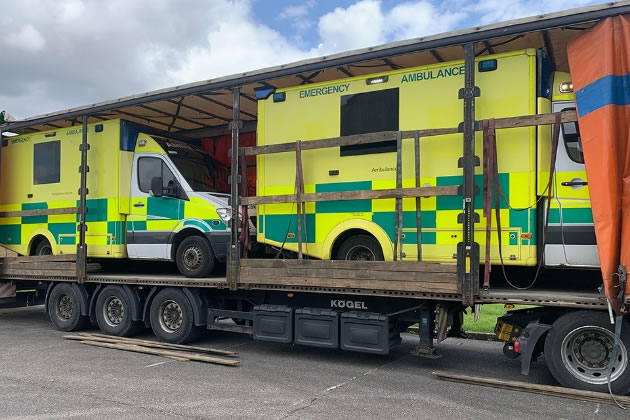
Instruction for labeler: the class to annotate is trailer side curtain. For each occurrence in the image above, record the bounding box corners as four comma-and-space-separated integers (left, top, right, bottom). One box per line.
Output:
567, 15, 630, 314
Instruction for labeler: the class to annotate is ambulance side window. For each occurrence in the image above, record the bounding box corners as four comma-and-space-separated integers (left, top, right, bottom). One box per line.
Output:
561, 107, 584, 164
138, 157, 176, 194
340, 88, 399, 156
33, 140, 60, 184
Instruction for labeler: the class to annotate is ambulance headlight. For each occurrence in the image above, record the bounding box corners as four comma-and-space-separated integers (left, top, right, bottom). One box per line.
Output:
559, 82, 573, 93
216, 208, 231, 223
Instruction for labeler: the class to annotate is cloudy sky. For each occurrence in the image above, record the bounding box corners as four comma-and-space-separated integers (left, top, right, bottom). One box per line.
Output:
1, 0, 602, 119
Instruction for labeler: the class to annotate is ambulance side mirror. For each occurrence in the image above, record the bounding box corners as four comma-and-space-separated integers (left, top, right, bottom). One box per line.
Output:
151, 177, 163, 197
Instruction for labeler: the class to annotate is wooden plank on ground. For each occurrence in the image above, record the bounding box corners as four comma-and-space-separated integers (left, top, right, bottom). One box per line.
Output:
433, 371, 630, 407
78, 340, 239, 367
241, 186, 458, 205
74, 333, 238, 356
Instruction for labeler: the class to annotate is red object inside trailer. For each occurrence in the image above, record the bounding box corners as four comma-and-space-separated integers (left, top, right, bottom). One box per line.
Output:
201, 132, 257, 196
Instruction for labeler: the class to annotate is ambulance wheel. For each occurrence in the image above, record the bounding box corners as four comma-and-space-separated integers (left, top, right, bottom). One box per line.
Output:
335, 235, 384, 261
95, 285, 142, 337
175, 236, 215, 278
47, 283, 89, 332
544, 311, 630, 394
34, 239, 52, 256
150, 288, 202, 344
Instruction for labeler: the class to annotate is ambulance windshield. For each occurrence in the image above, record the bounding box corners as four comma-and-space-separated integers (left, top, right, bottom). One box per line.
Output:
155, 138, 227, 193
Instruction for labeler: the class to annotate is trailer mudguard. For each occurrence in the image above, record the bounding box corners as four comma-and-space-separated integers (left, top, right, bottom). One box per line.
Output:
518, 321, 552, 375
182, 288, 208, 326
567, 16, 630, 314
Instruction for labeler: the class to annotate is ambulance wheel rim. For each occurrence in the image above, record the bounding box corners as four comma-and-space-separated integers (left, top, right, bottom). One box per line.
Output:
560, 326, 628, 385
159, 300, 183, 333
56, 294, 73, 321
345, 245, 376, 261
183, 246, 203, 270
103, 296, 124, 327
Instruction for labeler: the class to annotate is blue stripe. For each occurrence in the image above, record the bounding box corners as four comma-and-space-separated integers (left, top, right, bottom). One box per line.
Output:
575, 72, 630, 117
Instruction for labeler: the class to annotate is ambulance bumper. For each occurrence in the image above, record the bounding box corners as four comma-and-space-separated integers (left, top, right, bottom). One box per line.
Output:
206, 231, 230, 262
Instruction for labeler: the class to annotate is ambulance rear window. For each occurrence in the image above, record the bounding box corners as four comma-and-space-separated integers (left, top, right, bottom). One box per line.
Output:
33, 140, 60, 184
340, 88, 399, 156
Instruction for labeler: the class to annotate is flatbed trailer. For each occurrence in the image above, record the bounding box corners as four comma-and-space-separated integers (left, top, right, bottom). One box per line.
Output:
2, 2, 630, 396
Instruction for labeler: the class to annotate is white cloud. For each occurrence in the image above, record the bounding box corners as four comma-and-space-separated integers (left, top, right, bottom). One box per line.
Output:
4, 24, 45, 52
388, 1, 466, 40
471, 0, 595, 25
317, 0, 386, 53
278, 2, 315, 20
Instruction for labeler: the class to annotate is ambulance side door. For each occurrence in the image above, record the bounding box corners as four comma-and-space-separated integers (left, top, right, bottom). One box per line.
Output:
545, 102, 598, 267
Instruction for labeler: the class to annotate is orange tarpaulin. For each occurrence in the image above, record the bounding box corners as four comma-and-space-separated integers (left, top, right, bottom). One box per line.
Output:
568, 16, 630, 314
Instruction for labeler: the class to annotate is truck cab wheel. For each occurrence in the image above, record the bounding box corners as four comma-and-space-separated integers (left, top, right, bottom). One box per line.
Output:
150, 288, 202, 344
335, 235, 384, 261
95, 285, 142, 337
47, 283, 89, 332
544, 311, 630, 394
175, 236, 215, 278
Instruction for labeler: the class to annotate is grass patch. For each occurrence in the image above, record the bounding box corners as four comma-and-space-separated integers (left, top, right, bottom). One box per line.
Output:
463, 304, 532, 334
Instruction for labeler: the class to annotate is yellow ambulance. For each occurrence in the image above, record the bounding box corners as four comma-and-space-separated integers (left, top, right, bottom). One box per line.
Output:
256, 48, 594, 268
0, 119, 231, 277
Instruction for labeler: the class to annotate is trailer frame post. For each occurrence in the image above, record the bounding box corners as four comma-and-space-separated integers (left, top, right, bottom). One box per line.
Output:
227, 87, 242, 290
457, 42, 481, 306
76, 115, 89, 283
414, 132, 422, 261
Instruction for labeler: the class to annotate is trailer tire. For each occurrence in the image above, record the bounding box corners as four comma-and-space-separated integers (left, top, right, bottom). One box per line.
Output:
95, 285, 142, 337
175, 236, 215, 278
335, 235, 384, 261
47, 283, 89, 331
150, 288, 202, 344
544, 311, 630, 394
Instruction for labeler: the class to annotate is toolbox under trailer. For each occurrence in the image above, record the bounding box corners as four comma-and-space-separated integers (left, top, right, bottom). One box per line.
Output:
1, 2, 630, 394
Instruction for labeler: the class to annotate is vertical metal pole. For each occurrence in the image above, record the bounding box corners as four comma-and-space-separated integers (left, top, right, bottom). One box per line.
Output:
228, 87, 241, 290
295, 140, 304, 259
458, 43, 480, 305
394, 131, 403, 262
76, 115, 89, 283
414, 133, 422, 261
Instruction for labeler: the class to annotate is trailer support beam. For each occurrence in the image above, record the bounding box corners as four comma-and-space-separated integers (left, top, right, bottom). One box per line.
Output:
227, 87, 242, 290
458, 43, 480, 306
76, 115, 89, 283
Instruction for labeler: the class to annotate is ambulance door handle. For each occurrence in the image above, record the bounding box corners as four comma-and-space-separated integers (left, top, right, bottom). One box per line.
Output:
133, 202, 145, 208
561, 179, 588, 188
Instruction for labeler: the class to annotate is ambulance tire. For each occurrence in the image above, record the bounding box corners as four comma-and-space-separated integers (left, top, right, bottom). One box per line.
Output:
34, 239, 53, 256
175, 236, 215, 278
150, 288, 202, 344
544, 311, 630, 394
95, 285, 142, 337
47, 283, 89, 332
335, 235, 384, 261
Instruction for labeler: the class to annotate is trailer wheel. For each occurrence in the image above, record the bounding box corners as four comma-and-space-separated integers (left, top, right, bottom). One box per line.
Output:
150, 288, 202, 344
544, 311, 630, 394
175, 236, 215, 278
95, 285, 142, 337
335, 235, 384, 261
47, 283, 89, 331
